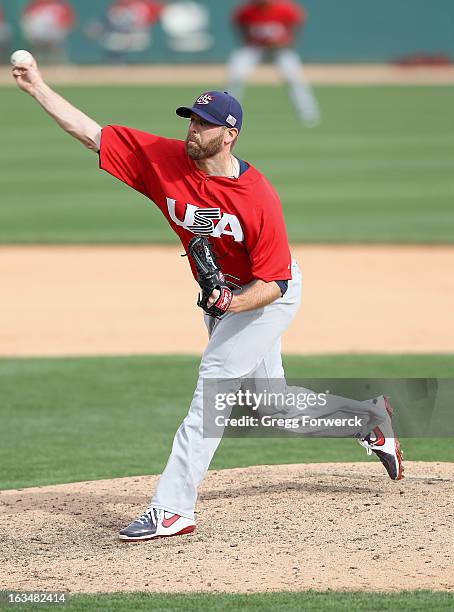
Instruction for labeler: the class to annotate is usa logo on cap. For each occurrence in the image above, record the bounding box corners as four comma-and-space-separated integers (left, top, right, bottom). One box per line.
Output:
176, 90, 243, 132
196, 94, 214, 105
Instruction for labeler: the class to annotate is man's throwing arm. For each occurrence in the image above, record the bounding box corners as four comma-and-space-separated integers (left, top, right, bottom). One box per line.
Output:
11, 56, 101, 152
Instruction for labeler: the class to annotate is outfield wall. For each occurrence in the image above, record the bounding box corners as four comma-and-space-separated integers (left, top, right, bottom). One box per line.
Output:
2, 0, 454, 64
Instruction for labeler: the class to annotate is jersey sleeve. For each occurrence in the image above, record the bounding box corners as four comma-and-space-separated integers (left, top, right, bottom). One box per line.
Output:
62, 2, 75, 27
232, 4, 248, 26
99, 124, 163, 197
145, 1, 163, 24
246, 182, 292, 282
286, 2, 305, 26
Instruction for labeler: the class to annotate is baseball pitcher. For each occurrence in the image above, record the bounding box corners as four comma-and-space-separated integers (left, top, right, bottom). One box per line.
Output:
12, 56, 403, 542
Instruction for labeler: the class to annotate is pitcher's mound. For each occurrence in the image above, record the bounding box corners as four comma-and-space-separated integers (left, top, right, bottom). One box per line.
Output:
1, 462, 453, 594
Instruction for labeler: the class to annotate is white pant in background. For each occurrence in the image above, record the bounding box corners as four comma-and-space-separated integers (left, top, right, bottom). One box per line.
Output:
151, 261, 387, 519
226, 45, 320, 125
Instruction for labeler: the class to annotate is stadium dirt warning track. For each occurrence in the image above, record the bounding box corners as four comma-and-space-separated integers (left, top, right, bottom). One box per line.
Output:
2, 64, 454, 86
0, 462, 452, 594
1, 245, 454, 356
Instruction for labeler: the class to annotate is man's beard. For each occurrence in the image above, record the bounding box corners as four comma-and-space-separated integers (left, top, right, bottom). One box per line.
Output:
185, 130, 225, 160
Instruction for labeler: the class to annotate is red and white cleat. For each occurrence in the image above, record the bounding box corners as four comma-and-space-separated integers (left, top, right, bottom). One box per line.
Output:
119, 507, 196, 542
358, 396, 404, 481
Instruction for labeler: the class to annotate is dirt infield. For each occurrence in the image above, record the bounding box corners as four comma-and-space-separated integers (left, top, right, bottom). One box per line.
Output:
0, 462, 452, 594
2, 64, 454, 86
1, 244, 454, 356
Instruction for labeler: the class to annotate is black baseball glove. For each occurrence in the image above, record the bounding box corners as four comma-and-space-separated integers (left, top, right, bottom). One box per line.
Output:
186, 236, 235, 318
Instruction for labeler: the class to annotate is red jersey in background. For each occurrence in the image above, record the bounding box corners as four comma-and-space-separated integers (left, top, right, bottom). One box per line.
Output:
23, 0, 74, 30
233, 0, 304, 48
107, 0, 162, 29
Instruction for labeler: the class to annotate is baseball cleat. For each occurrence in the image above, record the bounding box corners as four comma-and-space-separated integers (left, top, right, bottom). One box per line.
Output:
358, 396, 404, 481
119, 507, 196, 542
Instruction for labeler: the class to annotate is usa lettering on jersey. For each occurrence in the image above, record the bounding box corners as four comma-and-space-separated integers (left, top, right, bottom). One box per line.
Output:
166, 198, 244, 242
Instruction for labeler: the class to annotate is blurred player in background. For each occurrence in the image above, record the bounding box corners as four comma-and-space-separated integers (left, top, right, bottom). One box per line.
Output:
160, 1, 213, 53
0, 5, 11, 64
85, 0, 162, 64
227, 0, 320, 126
21, 0, 74, 64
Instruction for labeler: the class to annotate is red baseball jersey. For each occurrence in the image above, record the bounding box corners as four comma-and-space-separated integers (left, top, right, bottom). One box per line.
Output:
23, 0, 74, 29
233, 0, 304, 48
99, 125, 291, 286
108, 0, 162, 28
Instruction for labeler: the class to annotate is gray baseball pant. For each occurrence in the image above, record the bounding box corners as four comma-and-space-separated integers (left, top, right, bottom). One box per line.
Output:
151, 260, 386, 519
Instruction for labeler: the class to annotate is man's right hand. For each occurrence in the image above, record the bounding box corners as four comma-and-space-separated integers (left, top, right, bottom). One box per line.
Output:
12, 57, 44, 97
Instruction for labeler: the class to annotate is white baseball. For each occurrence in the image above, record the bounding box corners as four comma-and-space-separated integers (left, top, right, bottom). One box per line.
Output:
10, 50, 34, 66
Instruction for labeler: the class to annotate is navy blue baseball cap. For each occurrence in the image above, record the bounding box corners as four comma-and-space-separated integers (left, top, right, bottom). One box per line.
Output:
176, 91, 243, 133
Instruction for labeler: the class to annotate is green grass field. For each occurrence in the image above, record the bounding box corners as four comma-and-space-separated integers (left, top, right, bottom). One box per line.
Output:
1, 353, 453, 491
2, 590, 453, 612
1, 85, 453, 244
